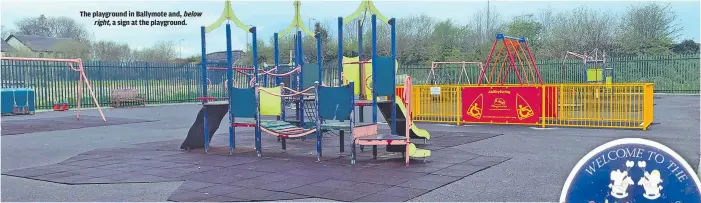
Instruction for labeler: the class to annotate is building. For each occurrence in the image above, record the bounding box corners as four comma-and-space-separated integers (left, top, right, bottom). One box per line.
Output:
4, 34, 83, 58
0, 40, 16, 56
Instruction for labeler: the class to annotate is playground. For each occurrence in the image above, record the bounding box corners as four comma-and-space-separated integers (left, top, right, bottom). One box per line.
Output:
1, 94, 698, 202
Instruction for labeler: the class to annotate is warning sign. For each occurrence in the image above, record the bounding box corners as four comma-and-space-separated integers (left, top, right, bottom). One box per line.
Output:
461, 86, 542, 124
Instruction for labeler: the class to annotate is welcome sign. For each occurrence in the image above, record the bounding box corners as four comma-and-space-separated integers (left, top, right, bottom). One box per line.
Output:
560, 138, 701, 203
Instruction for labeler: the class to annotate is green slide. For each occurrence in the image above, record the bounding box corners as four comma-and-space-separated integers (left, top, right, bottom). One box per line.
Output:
377, 97, 431, 158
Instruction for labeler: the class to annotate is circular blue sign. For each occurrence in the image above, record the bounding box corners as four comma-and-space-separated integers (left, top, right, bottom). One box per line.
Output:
560, 138, 701, 203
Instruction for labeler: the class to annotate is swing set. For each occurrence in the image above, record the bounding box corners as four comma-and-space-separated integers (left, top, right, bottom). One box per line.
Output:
427, 61, 486, 85
477, 34, 543, 85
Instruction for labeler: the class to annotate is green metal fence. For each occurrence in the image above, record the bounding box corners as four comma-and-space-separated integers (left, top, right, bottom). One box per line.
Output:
1, 54, 698, 110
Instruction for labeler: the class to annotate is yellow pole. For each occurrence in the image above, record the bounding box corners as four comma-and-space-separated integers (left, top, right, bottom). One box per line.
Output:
541, 85, 546, 128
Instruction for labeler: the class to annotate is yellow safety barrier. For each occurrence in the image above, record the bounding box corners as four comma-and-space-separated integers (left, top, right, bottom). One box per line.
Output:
397, 83, 655, 130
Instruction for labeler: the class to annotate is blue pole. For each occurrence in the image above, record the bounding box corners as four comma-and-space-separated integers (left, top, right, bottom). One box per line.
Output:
390, 18, 397, 135
338, 17, 343, 86
298, 31, 305, 126
200, 26, 210, 153
316, 33, 322, 84
251, 26, 261, 156
371, 14, 377, 124
275, 33, 284, 121
274, 33, 280, 85
358, 19, 363, 91
225, 24, 235, 153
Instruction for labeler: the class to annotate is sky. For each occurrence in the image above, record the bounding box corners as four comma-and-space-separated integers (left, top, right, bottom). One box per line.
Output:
1, 0, 699, 57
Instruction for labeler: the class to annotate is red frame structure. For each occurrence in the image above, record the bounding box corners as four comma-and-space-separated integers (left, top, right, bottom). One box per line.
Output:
477, 33, 543, 85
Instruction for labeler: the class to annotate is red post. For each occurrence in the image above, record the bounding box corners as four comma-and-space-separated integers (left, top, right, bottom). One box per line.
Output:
477, 40, 499, 85
502, 39, 523, 85
523, 41, 544, 85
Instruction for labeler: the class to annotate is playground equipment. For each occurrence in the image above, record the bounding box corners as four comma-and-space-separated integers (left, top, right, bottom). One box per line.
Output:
0, 57, 105, 121
428, 61, 486, 85
338, 14, 431, 160
197, 0, 259, 153
561, 48, 613, 84
477, 33, 543, 85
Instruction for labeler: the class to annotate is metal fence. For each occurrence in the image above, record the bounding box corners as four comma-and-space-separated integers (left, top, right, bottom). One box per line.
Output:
0, 54, 697, 110
397, 83, 655, 130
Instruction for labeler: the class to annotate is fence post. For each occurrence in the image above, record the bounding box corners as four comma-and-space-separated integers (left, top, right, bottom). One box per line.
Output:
643, 83, 654, 130
456, 86, 461, 126
541, 85, 546, 128
97, 61, 104, 106
187, 64, 191, 102
145, 62, 150, 104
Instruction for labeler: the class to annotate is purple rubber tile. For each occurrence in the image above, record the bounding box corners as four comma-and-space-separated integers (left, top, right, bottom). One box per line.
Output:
1, 116, 155, 136
311, 179, 356, 189
120, 174, 172, 183
72, 168, 124, 178
32, 171, 81, 182
61, 159, 123, 168
138, 168, 196, 179
257, 192, 309, 201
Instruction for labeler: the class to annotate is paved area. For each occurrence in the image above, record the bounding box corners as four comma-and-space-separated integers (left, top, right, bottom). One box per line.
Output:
1, 95, 699, 202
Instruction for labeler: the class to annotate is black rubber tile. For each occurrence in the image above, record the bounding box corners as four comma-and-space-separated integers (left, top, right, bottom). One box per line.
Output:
257, 192, 309, 201
32, 171, 81, 182
138, 168, 197, 179
398, 179, 447, 190
120, 174, 172, 183
167, 189, 219, 202
3, 164, 82, 177
354, 193, 412, 202
78, 177, 115, 184
200, 195, 246, 202
310, 179, 356, 189
374, 185, 429, 199
228, 173, 290, 187
347, 182, 394, 193
286, 185, 337, 197
318, 189, 372, 202
1, 116, 155, 136
177, 181, 218, 191
72, 168, 124, 178
462, 156, 511, 166
224, 188, 282, 201
431, 166, 486, 177
415, 174, 464, 184
93, 163, 145, 172
195, 184, 247, 195
392, 162, 454, 173
51, 174, 96, 184
253, 178, 318, 191
61, 159, 123, 168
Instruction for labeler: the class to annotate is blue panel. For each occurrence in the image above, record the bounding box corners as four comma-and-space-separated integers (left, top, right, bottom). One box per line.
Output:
230, 88, 257, 118
373, 57, 396, 97
317, 85, 353, 121
302, 63, 320, 89
1, 89, 15, 114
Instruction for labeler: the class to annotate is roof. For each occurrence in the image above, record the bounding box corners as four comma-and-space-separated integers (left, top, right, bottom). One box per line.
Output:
205, 50, 246, 63
1, 40, 15, 52
6, 34, 76, 52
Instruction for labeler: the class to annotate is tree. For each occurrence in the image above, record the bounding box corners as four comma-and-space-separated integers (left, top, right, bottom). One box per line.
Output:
505, 14, 543, 45
672, 39, 700, 54
14, 15, 90, 42
132, 41, 178, 62
1, 25, 13, 40
617, 3, 681, 55
91, 41, 132, 61
538, 7, 618, 59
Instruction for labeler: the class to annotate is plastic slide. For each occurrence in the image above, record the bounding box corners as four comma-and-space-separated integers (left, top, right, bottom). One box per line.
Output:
378, 97, 431, 158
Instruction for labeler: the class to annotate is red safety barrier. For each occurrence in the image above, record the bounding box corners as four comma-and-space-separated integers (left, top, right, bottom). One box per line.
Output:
461, 86, 542, 124
544, 86, 558, 118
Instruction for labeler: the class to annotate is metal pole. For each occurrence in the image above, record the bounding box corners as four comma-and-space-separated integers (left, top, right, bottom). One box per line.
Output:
338, 17, 343, 86
199, 26, 209, 153
390, 18, 397, 135
225, 24, 235, 153
251, 26, 261, 156
371, 14, 377, 124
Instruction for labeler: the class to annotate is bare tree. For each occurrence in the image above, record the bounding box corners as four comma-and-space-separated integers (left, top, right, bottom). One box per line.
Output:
14, 15, 90, 42
91, 40, 132, 61
132, 41, 178, 62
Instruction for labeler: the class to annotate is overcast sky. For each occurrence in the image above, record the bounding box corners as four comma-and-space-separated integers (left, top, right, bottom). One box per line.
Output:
1, 0, 699, 57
